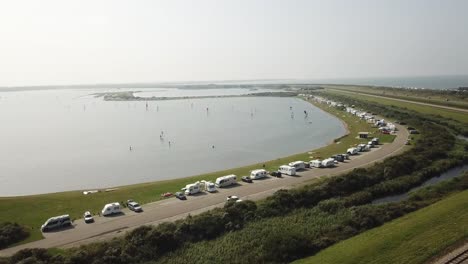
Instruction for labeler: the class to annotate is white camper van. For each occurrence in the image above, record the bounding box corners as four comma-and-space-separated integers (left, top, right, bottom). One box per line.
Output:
101, 202, 122, 216
347, 147, 359, 155
288, 161, 306, 171
41, 215, 72, 232
250, 169, 268, 180
279, 165, 296, 176
321, 158, 336, 168
309, 160, 323, 168
215, 174, 237, 188
183, 183, 201, 195
205, 182, 216, 193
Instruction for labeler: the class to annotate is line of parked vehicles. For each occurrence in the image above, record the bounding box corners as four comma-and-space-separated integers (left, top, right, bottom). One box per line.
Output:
41, 137, 381, 233
41, 199, 143, 232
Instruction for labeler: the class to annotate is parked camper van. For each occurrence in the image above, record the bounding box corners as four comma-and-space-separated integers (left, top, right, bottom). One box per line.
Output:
41, 215, 72, 232
250, 169, 268, 180
205, 182, 216, 193
101, 202, 122, 216
279, 165, 296, 176
215, 174, 237, 188
288, 161, 306, 171
372, 138, 379, 145
347, 147, 359, 155
183, 183, 201, 195
309, 160, 323, 168
321, 158, 336, 168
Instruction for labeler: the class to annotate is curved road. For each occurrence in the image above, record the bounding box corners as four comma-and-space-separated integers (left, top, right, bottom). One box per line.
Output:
0, 123, 409, 257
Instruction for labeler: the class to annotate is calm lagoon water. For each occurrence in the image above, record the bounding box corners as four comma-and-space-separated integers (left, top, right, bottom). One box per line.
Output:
0, 88, 345, 196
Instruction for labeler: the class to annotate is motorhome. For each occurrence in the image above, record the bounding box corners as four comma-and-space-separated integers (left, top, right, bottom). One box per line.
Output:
322, 158, 336, 168
309, 159, 323, 168
279, 165, 296, 176
215, 174, 237, 187
101, 202, 122, 216
183, 183, 201, 195
250, 169, 268, 180
41, 215, 72, 232
347, 147, 359, 155
288, 161, 306, 171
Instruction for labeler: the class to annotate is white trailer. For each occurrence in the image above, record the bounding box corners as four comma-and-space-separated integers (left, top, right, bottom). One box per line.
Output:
183, 183, 201, 195
321, 158, 336, 168
250, 169, 268, 180
288, 161, 306, 171
215, 174, 237, 188
101, 202, 122, 216
347, 147, 359, 155
309, 159, 323, 168
279, 165, 296, 176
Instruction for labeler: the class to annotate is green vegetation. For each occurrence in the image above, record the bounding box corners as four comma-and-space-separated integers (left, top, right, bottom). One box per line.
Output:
323, 84, 468, 109
295, 186, 468, 264
0, 98, 376, 244
323, 88, 468, 125
0, 223, 29, 250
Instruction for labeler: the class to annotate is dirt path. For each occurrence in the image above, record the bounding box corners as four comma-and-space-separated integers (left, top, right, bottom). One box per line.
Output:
0, 124, 409, 257
329, 89, 468, 113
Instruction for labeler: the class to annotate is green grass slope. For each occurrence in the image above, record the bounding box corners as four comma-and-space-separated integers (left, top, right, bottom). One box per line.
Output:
293, 189, 468, 264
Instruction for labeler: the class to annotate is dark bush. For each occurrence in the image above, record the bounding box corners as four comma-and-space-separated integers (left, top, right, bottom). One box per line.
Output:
0, 222, 29, 249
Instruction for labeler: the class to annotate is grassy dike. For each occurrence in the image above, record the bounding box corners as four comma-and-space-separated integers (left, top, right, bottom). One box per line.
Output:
293, 189, 468, 264
323, 88, 468, 124
0, 97, 386, 244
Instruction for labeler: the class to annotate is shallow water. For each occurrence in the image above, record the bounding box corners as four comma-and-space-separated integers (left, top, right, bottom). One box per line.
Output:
372, 165, 468, 204
0, 88, 345, 196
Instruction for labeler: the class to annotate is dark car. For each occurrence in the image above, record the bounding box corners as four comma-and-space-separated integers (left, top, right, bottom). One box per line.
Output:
175, 192, 187, 200
270, 171, 282, 177
331, 154, 345, 162
241, 176, 253, 183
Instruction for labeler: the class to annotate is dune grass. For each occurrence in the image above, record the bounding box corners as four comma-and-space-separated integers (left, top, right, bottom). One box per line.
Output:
0, 99, 381, 244
293, 189, 468, 264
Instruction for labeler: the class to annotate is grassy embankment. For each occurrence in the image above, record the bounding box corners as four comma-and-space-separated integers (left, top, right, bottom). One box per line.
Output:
293, 189, 468, 264
0, 98, 392, 244
323, 84, 468, 110
323, 88, 468, 124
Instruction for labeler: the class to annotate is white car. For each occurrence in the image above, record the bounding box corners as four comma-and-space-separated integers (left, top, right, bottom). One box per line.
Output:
227, 195, 242, 202
206, 182, 216, 193
83, 211, 94, 223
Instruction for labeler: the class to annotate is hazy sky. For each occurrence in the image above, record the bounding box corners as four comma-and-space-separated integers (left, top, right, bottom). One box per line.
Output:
1, 0, 467, 86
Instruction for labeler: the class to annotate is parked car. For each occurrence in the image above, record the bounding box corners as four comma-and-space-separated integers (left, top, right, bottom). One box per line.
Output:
205, 182, 217, 193
175, 192, 187, 200
83, 211, 94, 223
161, 192, 173, 198
241, 176, 253, 183
226, 195, 239, 202
41, 215, 72, 232
127, 200, 143, 212
270, 171, 282, 177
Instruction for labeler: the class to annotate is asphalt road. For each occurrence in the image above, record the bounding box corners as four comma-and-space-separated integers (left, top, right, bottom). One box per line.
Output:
0, 123, 409, 257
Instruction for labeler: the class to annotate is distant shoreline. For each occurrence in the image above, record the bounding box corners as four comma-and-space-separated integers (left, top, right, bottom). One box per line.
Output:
93, 91, 300, 101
